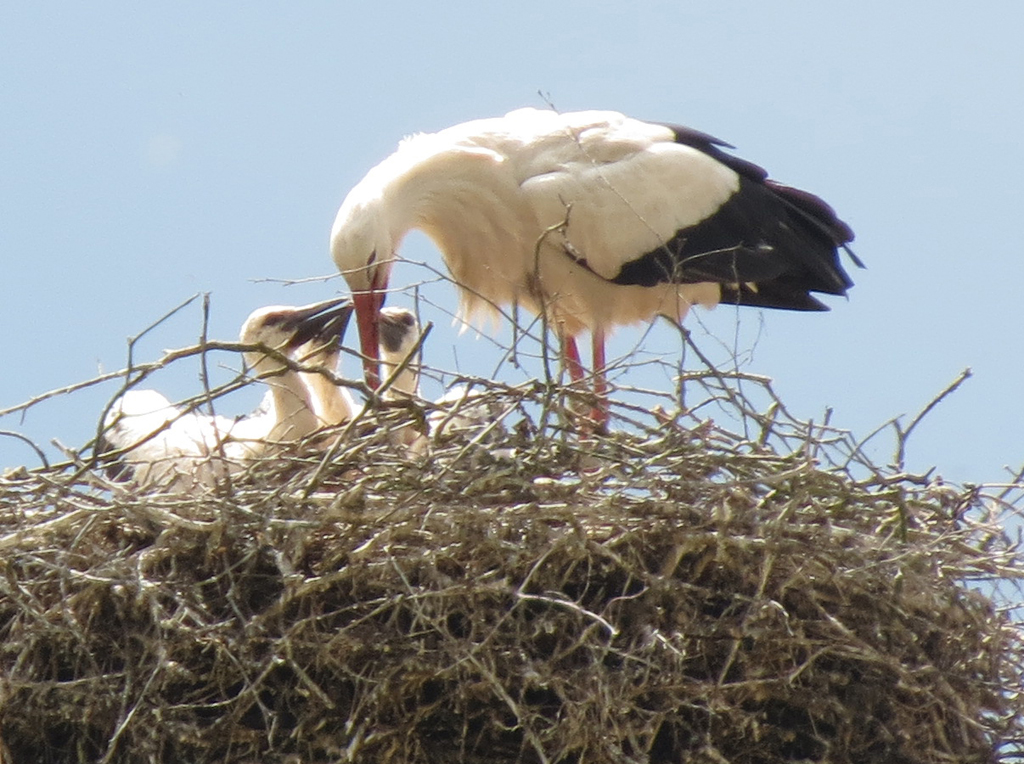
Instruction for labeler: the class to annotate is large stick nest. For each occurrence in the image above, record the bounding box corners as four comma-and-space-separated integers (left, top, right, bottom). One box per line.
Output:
0, 349, 1022, 763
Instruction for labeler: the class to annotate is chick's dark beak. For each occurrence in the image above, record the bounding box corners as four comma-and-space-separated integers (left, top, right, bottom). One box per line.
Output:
286, 297, 355, 349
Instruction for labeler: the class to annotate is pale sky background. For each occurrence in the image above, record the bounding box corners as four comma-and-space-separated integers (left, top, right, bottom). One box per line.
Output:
2, 2, 1023, 492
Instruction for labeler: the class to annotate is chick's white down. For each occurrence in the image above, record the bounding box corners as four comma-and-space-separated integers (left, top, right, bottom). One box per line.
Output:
102, 299, 353, 492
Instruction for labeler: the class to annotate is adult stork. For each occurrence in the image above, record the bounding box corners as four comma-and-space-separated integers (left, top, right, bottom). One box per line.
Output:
102, 298, 353, 491
330, 108, 857, 423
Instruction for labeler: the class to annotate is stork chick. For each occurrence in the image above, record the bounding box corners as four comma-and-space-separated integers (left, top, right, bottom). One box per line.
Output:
102, 298, 353, 491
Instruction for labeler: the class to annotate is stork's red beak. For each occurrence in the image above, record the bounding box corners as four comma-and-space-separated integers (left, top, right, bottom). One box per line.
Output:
353, 289, 386, 389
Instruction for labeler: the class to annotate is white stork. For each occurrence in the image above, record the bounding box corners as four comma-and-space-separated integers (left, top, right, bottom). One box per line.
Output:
291, 305, 423, 427
330, 108, 857, 424
362, 307, 515, 453
375, 306, 425, 450
101, 389, 237, 490
377, 306, 422, 400
278, 305, 424, 455
102, 298, 354, 491
292, 329, 358, 428
427, 383, 507, 444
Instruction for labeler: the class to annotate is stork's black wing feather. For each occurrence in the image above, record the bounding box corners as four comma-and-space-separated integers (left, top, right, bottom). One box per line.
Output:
607, 122, 858, 310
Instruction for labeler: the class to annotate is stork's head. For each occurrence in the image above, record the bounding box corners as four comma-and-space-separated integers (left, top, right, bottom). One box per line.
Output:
239, 298, 354, 378
379, 307, 418, 356
330, 194, 398, 389
330, 197, 395, 294
378, 307, 421, 400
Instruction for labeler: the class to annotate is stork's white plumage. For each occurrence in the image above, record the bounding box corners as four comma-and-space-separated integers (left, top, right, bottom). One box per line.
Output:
290, 305, 423, 430
427, 383, 507, 445
101, 389, 239, 491
102, 298, 354, 491
292, 333, 357, 428
331, 108, 857, 423
233, 300, 353, 445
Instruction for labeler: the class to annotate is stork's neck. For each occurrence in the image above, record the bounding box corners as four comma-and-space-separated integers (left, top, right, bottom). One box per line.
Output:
363, 139, 533, 326
367, 138, 526, 256
381, 356, 419, 400
264, 373, 319, 443
301, 365, 356, 426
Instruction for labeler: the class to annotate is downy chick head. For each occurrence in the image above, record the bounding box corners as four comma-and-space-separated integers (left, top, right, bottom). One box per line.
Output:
239, 298, 354, 377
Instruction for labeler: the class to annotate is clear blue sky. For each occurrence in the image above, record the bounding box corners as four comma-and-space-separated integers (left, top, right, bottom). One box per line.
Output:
2, 2, 1023, 488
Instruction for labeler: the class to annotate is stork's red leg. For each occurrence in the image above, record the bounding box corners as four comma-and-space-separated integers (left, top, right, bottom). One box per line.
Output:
561, 334, 586, 384
561, 333, 608, 431
591, 328, 608, 429
353, 291, 384, 389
